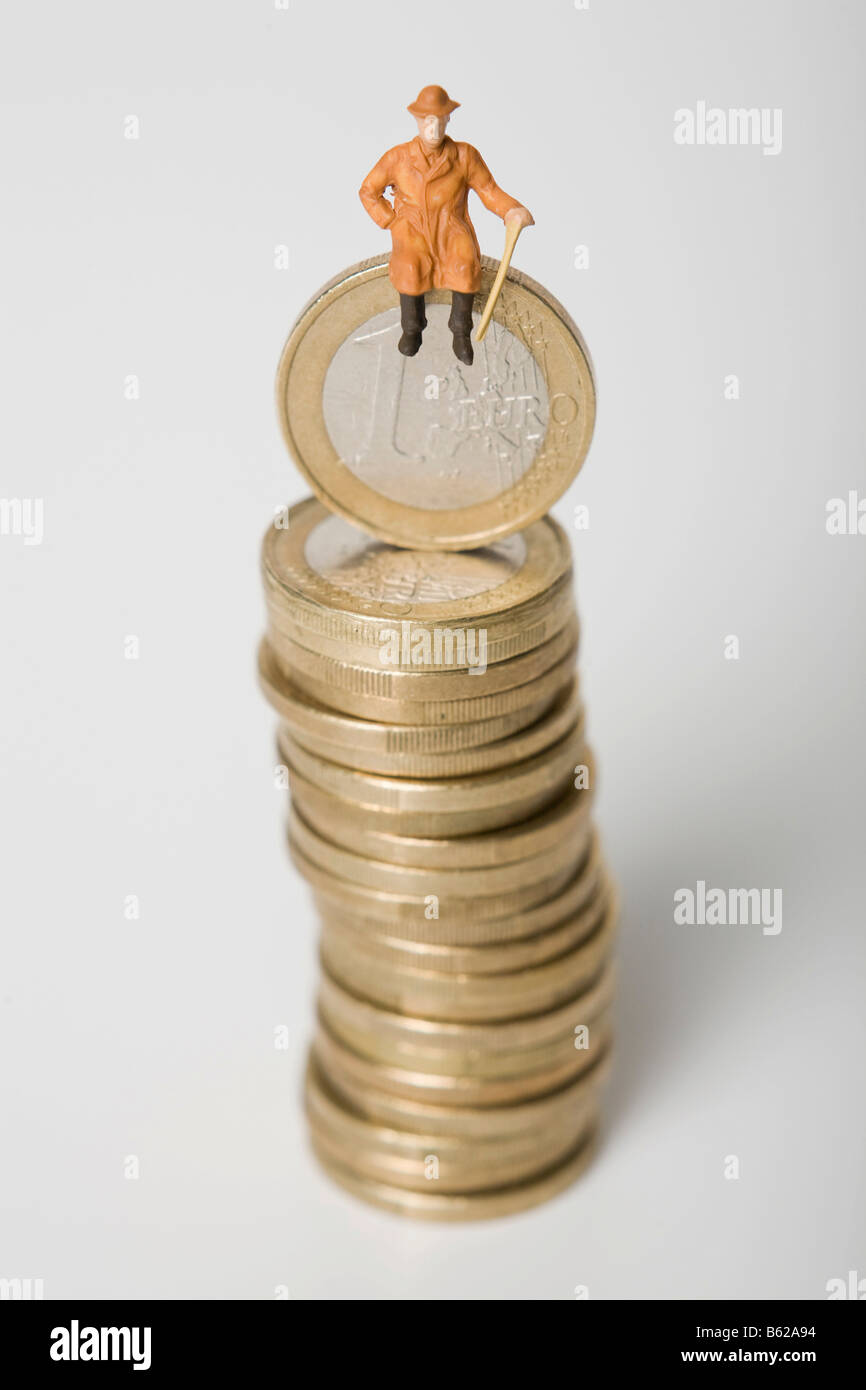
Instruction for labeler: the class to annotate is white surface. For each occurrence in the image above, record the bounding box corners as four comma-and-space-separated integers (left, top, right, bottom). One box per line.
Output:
0, 0, 863, 1299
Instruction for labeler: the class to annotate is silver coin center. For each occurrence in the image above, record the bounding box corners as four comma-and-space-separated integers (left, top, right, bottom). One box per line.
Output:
322, 304, 549, 510
304, 513, 528, 603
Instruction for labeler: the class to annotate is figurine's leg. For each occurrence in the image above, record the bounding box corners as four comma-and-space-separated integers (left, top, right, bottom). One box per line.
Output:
449, 292, 475, 366
398, 294, 426, 357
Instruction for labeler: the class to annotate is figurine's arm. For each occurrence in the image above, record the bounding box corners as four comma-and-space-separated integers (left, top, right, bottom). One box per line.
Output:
359, 150, 397, 230
465, 146, 534, 229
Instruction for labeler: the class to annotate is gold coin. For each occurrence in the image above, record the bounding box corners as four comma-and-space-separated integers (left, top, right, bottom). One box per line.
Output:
281, 724, 590, 818
293, 786, 587, 842
271, 637, 577, 727
320, 896, 617, 1023
287, 767, 592, 861
318, 865, 611, 975
289, 803, 591, 899
318, 957, 615, 1053
313, 1017, 613, 1105
262, 497, 575, 665
291, 823, 581, 915
309, 1127, 599, 1220
298, 848, 576, 925
317, 960, 615, 1063
287, 741, 588, 839
306, 1054, 595, 1161
275, 256, 596, 551
268, 667, 584, 778
301, 832, 605, 940
322, 1045, 612, 1140
268, 614, 579, 702
269, 580, 575, 678
290, 774, 591, 870
259, 638, 569, 761
308, 1103, 596, 1196
305, 1058, 597, 1194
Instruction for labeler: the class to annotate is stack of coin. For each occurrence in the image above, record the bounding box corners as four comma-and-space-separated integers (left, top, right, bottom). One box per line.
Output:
259, 495, 617, 1219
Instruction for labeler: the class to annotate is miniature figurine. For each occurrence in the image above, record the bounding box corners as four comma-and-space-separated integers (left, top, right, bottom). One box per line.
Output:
359, 85, 534, 365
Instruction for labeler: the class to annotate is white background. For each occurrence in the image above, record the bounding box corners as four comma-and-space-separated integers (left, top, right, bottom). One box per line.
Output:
1, 0, 864, 1299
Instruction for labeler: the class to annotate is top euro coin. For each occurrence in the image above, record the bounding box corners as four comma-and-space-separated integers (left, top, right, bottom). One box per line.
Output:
275, 255, 596, 551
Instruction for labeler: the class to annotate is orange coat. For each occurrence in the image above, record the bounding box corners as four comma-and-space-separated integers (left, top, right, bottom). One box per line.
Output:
359, 136, 521, 295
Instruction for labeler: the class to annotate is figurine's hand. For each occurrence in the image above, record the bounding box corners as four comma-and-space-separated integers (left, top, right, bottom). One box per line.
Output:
505, 205, 534, 231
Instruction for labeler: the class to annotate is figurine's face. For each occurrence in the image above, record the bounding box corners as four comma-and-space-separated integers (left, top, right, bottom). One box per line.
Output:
415, 113, 449, 147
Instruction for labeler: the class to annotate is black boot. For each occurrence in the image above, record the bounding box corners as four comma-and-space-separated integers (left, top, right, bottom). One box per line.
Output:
398, 294, 427, 356
449, 292, 475, 365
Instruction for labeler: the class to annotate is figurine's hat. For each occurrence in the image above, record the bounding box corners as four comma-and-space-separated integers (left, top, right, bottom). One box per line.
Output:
407, 85, 460, 118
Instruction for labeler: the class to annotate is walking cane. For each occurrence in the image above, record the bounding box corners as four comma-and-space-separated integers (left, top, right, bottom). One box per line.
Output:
475, 215, 528, 343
